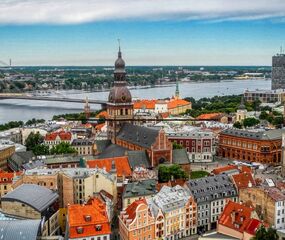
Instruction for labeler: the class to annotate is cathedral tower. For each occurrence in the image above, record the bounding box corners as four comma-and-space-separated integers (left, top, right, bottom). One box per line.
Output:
107, 45, 133, 142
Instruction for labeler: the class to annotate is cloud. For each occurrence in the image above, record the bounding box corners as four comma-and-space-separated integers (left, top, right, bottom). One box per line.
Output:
0, 0, 285, 24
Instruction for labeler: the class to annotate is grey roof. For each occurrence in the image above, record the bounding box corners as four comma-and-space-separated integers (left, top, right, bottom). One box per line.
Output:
199, 232, 239, 239
11, 151, 35, 165
172, 149, 190, 165
95, 140, 111, 153
150, 185, 190, 213
123, 179, 157, 198
71, 139, 93, 146
2, 184, 58, 212
0, 220, 41, 240
127, 150, 150, 169
222, 129, 284, 141
187, 175, 237, 204
43, 155, 80, 165
96, 143, 128, 159
117, 123, 159, 149
22, 160, 45, 170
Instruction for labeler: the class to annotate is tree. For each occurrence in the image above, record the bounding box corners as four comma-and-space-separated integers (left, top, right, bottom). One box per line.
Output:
243, 117, 260, 128
158, 164, 188, 182
251, 225, 278, 240
50, 142, 77, 155
33, 144, 50, 155
25, 132, 44, 151
233, 121, 242, 129
172, 142, 183, 149
259, 111, 269, 120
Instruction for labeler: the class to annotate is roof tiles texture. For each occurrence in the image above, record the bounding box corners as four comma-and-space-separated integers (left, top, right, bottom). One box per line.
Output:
68, 197, 111, 239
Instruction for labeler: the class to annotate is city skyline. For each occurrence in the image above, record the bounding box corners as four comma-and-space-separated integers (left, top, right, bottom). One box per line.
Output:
0, 0, 285, 66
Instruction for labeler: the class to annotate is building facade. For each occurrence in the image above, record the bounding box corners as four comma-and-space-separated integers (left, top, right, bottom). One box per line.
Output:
218, 129, 283, 164
244, 89, 285, 103
0, 145, 15, 170
239, 187, 285, 230
167, 130, 215, 163
186, 175, 238, 232
119, 199, 155, 240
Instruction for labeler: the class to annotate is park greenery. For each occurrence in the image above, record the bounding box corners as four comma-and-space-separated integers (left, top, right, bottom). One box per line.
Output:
158, 164, 188, 182
251, 225, 278, 240
184, 95, 261, 117
0, 118, 45, 131
190, 170, 209, 179
52, 110, 102, 122
25, 132, 77, 156
172, 142, 183, 149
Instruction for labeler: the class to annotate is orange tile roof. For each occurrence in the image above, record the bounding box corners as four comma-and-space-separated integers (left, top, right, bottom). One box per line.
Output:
167, 99, 191, 109
159, 112, 170, 119
232, 172, 256, 190
96, 111, 109, 119
241, 166, 252, 174
133, 100, 157, 110
219, 201, 261, 235
196, 113, 223, 120
68, 197, 111, 239
87, 156, 132, 177
45, 131, 72, 141
124, 198, 147, 221
212, 165, 238, 175
95, 123, 106, 131
0, 171, 21, 184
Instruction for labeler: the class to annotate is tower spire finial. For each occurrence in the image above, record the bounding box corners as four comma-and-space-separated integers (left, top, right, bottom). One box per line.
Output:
117, 38, 121, 57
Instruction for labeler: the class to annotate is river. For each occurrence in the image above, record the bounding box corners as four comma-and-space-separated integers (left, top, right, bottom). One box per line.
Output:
0, 79, 271, 124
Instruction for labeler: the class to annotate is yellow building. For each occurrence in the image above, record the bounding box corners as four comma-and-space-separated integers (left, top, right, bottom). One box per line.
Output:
0, 145, 15, 170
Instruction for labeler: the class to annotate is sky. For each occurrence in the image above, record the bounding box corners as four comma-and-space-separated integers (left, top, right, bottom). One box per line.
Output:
0, 0, 285, 66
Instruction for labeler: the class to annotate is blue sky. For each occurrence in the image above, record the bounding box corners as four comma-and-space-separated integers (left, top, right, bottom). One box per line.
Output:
0, 0, 285, 66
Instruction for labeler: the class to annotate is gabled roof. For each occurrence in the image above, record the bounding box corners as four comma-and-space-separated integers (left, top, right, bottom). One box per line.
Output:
45, 131, 72, 141
96, 111, 109, 118
0, 220, 41, 240
87, 156, 132, 177
232, 172, 256, 190
68, 197, 111, 239
124, 199, 148, 221
117, 123, 159, 149
2, 184, 58, 212
218, 201, 261, 235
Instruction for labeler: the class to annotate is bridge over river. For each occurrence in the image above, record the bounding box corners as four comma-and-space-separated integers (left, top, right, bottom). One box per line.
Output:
0, 93, 107, 108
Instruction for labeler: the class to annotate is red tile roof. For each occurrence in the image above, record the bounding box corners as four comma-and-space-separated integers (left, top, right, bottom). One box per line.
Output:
133, 100, 157, 110
95, 123, 106, 131
232, 172, 256, 190
68, 197, 111, 239
167, 99, 191, 109
0, 171, 21, 184
212, 165, 238, 175
96, 111, 109, 119
45, 131, 72, 141
196, 113, 224, 120
241, 166, 252, 174
87, 156, 132, 177
124, 198, 147, 221
219, 201, 262, 235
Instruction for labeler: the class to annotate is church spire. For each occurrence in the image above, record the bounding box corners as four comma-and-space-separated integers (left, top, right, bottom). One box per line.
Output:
175, 76, 180, 99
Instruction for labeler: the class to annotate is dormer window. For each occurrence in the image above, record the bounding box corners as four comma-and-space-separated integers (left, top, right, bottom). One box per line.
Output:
76, 227, 84, 234
95, 225, 102, 231
84, 215, 92, 222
